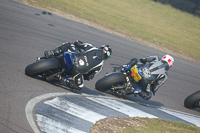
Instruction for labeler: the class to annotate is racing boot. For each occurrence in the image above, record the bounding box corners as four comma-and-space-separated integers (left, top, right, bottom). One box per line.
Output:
67, 80, 82, 90
140, 84, 152, 100
140, 91, 152, 100
60, 77, 82, 90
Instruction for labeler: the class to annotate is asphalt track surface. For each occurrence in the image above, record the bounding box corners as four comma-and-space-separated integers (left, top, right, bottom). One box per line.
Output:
0, 0, 199, 132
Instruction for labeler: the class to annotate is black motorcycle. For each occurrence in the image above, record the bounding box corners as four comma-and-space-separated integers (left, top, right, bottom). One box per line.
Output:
25, 51, 75, 82
184, 91, 200, 109
95, 64, 152, 100
95, 59, 169, 100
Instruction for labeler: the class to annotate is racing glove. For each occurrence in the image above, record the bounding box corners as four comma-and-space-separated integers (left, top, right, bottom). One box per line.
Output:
44, 50, 54, 56
73, 40, 85, 49
140, 58, 147, 64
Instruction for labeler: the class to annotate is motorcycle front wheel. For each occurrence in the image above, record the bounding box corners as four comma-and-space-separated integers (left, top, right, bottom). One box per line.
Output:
25, 58, 60, 77
184, 90, 200, 109
95, 72, 127, 92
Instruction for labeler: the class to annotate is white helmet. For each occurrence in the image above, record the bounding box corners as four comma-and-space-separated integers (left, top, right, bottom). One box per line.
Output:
162, 54, 174, 68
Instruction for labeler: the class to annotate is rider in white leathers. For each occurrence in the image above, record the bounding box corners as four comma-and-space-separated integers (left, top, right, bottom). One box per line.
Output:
112, 54, 174, 100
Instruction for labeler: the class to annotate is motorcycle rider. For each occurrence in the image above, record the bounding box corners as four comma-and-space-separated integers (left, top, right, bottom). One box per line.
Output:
112, 54, 174, 100
44, 40, 112, 90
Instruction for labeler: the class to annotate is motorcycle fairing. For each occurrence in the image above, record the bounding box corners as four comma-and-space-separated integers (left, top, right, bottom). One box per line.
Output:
131, 65, 143, 82
141, 60, 168, 82
63, 51, 74, 70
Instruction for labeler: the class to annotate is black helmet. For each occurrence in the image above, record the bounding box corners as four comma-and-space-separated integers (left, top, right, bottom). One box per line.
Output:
98, 45, 112, 60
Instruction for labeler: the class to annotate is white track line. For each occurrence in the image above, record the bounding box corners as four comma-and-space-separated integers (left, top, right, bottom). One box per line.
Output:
26, 92, 77, 133
45, 97, 106, 124
159, 108, 200, 127
87, 97, 157, 118
37, 114, 87, 133
26, 92, 200, 133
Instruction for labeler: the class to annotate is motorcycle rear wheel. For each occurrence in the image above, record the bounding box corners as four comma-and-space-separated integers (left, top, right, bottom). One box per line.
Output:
184, 90, 200, 109
25, 58, 60, 77
95, 72, 127, 92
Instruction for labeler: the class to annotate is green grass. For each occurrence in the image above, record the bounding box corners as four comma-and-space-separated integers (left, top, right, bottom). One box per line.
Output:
123, 118, 200, 133
18, 0, 200, 60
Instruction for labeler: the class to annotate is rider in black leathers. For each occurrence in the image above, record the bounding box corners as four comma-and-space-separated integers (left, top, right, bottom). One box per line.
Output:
112, 55, 174, 100
44, 40, 112, 90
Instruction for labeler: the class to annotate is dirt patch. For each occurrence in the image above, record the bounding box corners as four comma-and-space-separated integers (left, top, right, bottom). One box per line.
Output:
90, 117, 200, 133
90, 117, 147, 133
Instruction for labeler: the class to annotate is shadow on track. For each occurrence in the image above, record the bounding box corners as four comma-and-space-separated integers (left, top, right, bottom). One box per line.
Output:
31, 76, 164, 108
32, 76, 200, 113
32, 76, 106, 96
94, 90, 164, 108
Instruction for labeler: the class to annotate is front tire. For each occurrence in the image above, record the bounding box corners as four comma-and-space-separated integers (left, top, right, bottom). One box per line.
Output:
184, 91, 200, 109
95, 72, 127, 92
25, 58, 60, 77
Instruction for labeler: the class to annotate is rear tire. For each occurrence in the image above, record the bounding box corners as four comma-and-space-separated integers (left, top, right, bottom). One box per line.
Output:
25, 58, 60, 77
95, 72, 127, 92
184, 91, 200, 109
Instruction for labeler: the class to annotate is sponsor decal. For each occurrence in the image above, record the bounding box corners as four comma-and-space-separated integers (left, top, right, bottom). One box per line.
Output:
79, 59, 85, 66
84, 56, 89, 66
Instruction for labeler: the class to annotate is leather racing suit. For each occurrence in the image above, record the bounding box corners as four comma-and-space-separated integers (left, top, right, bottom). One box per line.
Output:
113, 56, 169, 99
44, 40, 108, 90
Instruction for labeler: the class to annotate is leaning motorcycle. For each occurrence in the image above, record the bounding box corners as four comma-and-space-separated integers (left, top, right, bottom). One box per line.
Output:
95, 60, 168, 100
25, 51, 75, 82
95, 65, 152, 100
184, 90, 200, 109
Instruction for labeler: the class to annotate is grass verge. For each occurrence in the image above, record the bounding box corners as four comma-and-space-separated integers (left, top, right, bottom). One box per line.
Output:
123, 118, 200, 133
90, 117, 200, 133
17, 0, 200, 62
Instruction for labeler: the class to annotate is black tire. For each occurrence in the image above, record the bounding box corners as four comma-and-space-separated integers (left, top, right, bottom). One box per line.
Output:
95, 72, 127, 92
184, 90, 200, 109
25, 58, 60, 77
